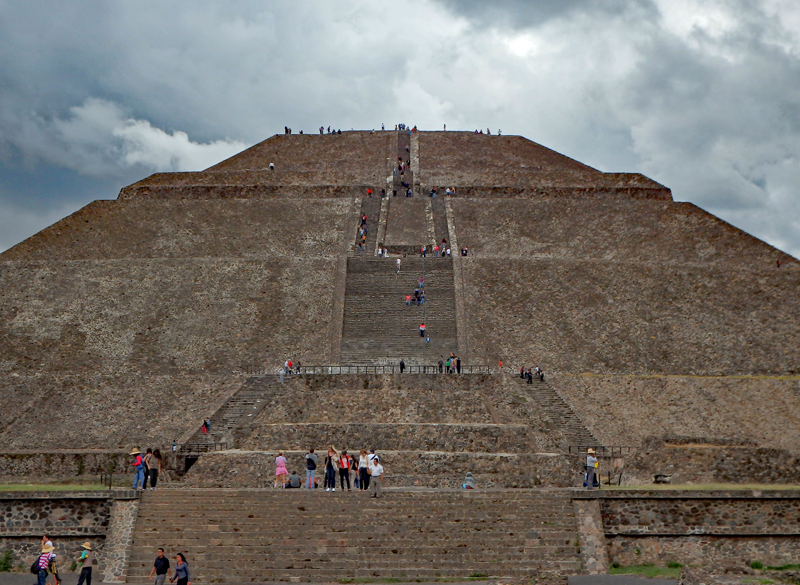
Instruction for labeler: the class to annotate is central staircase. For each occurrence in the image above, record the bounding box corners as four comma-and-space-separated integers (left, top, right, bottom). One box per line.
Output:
126, 489, 582, 583
340, 257, 458, 364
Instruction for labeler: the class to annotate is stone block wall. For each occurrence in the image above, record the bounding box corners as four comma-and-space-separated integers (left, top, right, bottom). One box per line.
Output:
0, 450, 182, 484
0, 491, 139, 581
622, 442, 800, 485
236, 422, 537, 453
576, 491, 800, 571
179, 450, 581, 488
245, 374, 496, 424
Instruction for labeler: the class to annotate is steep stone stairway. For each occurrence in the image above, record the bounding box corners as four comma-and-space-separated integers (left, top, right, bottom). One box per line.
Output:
187, 376, 279, 445
126, 489, 582, 582
432, 196, 450, 244
518, 377, 599, 448
355, 196, 382, 254
395, 131, 414, 195
340, 257, 458, 364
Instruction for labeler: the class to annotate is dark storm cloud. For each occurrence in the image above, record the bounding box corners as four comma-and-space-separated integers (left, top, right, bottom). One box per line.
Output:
433, 0, 654, 28
0, 0, 798, 256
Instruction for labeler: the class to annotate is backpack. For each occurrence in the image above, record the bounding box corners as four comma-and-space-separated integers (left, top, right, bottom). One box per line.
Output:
30, 559, 40, 574
306, 455, 317, 470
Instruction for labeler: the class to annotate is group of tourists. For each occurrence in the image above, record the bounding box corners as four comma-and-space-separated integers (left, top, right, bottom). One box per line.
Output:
418, 238, 451, 258
274, 447, 385, 498
474, 128, 500, 135
438, 353, 462, 374
357, 212, 369, 251
31, 535, 94, 585
131, 447, 164, 490
405, 275, 426, 307
519, 365, 545, 383
428, 186, 457, 198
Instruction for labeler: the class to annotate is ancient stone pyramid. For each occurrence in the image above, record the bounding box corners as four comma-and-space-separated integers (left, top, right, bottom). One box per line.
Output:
1, 130, 798, 465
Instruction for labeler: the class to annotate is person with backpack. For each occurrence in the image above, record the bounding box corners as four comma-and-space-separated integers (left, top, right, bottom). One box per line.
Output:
33, 543, 59, 585
130, 448, 145, 490
339, 449, 353, 491
305, 448, 318, 489
75, 542, 93, 585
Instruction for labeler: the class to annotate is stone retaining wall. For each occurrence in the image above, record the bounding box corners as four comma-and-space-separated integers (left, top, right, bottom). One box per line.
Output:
236, 422, 538, 453
180, 450, 581, 488
576, 491, 800, 571
0, 491, 139, 581
622, 441, 800, 485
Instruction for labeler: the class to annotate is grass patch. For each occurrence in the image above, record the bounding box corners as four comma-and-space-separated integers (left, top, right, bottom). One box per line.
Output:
610, 564, 682, 579
0, 484, 108, 491
606, 484, 800, 491
468, 572, 489, 580
0, 550, 14, 572
766, 563, 800, 571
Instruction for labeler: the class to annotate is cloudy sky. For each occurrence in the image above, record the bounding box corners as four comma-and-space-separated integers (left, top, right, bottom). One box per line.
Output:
1, 0, 799, 256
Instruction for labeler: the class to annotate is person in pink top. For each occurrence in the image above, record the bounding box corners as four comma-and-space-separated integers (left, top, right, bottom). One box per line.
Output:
274, 450, 288, 489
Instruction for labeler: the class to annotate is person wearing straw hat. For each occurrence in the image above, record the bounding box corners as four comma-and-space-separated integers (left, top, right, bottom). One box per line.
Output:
76, 542, 93, 585
585, 448, 599, 490
130, 448, 146, 490
35, 543, 59, 585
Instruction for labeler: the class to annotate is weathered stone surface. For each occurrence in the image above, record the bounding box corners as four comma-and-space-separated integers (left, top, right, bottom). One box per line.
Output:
0, 491, 139, 582
180, 450, 581, 488
573, 498, 610, 574
418, 133, 671, 199
578, 491, 800, 571
553, 375, 800, 451
622, 440, 800, 484
101, 498, 139, 583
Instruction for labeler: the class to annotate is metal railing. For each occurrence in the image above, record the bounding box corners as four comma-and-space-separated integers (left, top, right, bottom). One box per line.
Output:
177, 442, 229, 454
292, 364, 492, 375
234, 364, 493, 376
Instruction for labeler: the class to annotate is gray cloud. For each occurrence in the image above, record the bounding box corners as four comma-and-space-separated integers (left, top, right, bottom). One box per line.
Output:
0, 0, 798, 257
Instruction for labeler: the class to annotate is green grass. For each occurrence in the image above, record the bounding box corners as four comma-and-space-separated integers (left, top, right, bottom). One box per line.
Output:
606, 484, 800, 491
610, 564, 682, 578
766, 563, 800, 571
0, 484, 108, 491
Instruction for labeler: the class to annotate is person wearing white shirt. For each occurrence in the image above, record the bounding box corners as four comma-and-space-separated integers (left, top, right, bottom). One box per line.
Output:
358, 450, 370, 491
369, 456, 384, 498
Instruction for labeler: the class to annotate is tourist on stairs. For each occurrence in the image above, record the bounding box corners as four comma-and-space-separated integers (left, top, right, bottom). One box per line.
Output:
170, 553, 190, 585
358, 450, 370, 491
274, 450, 288, 489
325, 446, 339, 491
339, 449, 353, 491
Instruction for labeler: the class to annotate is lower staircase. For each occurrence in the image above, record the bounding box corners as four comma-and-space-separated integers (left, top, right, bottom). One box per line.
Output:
187, 376, 279, 444
126, 489, 582, 582
518, 377, 599, 447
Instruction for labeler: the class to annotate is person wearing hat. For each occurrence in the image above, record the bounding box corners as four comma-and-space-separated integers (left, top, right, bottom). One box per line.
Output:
131, 448, 146, 490
76, 542, 93, 585
35, 543, 59, 585
586, 448, 599, 490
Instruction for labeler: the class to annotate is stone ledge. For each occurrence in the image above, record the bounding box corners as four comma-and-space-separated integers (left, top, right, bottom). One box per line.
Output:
573, 490, 800, 500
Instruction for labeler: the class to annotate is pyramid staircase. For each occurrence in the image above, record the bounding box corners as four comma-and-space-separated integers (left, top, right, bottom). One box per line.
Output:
517, 377, 599, 448
126, 489, 582, 583
340, 257, 458, 364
